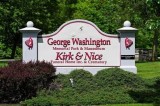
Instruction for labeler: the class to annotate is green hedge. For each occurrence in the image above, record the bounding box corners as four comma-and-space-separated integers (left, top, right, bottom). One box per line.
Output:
95, 68, 146, 89
21, 88, 136, 106
21, 68, 150, 105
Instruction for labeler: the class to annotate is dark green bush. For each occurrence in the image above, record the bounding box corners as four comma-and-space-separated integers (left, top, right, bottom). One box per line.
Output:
21, 68, 149, 105
21, 88, 78, 106
54, 69, 95, 91
21, 87, 136, 106
69, 69, 95, 92
94, 68, 145, 89
0, 60, 56, 103
128, 77, 160, 103
129, 89, 155, 103
54, 74, 71, 88
154, 78, 160, 104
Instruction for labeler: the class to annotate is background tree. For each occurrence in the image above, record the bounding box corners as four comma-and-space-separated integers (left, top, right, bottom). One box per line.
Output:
0, 0, 159, 60
0, 0, 60, 59
145, 0, 160, 61
71, 0, 160, 61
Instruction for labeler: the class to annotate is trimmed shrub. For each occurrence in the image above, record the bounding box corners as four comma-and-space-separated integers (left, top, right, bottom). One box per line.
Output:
94, 68, 146, 89
0, 60, 56, 103
154, 78, 160, 104
21, 68, 148, 105
54, 69, 95, 92
21, 87, 136, 106
54, 74, 71, 88
128, 78, 156, 103
69, 69, 95, 92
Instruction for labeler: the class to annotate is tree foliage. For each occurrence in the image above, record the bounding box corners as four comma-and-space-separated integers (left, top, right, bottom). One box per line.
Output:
0, 0, 159, 59
0, 0, 61, 58
145, 0, 160, 60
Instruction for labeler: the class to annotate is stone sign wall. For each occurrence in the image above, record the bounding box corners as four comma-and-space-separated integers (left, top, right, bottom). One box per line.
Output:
38, 20, 120, 67
20, 19, 137, 74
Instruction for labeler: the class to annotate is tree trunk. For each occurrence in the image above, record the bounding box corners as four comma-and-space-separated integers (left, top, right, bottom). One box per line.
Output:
152, 29, 158, 61
10, 33, 20, 59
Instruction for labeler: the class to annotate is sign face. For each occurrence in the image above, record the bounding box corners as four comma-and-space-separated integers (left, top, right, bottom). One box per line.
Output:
38, 20, 120, 67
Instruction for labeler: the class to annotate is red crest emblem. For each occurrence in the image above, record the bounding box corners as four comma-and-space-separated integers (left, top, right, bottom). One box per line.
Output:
25, 37, 33, 49
125, 37, 133, 49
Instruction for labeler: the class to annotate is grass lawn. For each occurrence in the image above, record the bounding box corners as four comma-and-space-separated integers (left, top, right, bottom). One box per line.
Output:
136, 61, 160, 79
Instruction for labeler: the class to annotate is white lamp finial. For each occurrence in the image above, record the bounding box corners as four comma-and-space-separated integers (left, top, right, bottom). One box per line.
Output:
27, 21, 34, 27
123, 21, 131, 27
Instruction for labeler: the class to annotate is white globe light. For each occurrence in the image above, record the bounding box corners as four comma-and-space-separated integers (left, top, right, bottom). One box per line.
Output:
27, 21, 34, 27
123, 21, 131, 27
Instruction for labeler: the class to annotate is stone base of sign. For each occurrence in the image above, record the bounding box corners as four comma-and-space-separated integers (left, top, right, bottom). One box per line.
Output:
55, 67, 103, 75
55, 67, 137, 75
120, 66, 137, 74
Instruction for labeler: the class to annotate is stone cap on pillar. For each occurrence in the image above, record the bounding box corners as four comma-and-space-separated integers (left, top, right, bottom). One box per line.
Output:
20, 21, 41, 33
117, 20, 138, 32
